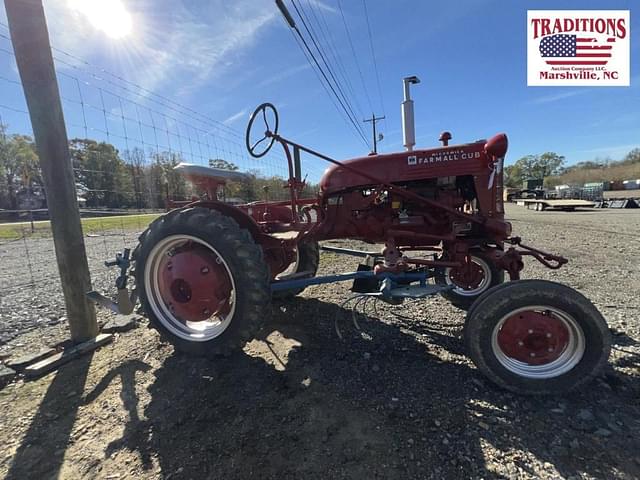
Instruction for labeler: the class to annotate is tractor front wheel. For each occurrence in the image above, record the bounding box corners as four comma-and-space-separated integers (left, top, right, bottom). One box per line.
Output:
135, 207, 270, 357
435, 251, 504, 310
464, 280, 611, 395
272, 241, 320, 300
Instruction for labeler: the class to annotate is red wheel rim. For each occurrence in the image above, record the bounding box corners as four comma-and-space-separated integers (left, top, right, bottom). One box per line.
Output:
449, 261, 485, 290
157, 243, 232, 322
491, 306, 586, 379
445, 256, 491, 295
497, 310, 570, 365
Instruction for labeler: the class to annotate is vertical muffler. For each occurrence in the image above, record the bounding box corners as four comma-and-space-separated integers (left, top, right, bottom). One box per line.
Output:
402, 75, 420, 152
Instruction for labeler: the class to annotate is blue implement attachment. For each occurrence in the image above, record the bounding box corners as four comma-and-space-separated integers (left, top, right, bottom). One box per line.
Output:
320, 245, 380, 258
270, 270, 452, 300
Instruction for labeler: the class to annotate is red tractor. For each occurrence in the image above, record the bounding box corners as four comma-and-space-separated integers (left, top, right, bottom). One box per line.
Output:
92, 100, 610, 395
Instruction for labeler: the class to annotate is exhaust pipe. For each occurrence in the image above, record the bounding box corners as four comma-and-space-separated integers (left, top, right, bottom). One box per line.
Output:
402, 75, 420, 152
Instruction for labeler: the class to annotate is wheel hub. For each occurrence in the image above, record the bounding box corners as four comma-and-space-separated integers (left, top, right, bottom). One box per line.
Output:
449, 260, 485, 290
157, 244, 232, 322
497, 310, 570, 365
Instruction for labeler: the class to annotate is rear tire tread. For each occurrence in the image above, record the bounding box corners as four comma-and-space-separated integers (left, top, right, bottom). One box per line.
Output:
135, 207, 270, 358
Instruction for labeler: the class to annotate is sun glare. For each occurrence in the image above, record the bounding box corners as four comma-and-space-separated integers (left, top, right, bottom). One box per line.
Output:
68, 0, 133, 39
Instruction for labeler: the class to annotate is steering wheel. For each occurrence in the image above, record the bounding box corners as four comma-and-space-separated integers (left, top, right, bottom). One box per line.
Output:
246, 103, 279, 158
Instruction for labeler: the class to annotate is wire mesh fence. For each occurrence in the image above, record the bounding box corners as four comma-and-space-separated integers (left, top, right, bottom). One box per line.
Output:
0, 21, 327, 348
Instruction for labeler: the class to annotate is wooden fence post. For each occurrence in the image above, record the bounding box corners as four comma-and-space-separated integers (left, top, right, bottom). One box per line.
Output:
5, 0, 98, 341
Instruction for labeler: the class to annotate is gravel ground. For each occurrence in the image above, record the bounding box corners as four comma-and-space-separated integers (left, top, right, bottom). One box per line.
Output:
0, 204, 638, 479
0, 231, 140, 355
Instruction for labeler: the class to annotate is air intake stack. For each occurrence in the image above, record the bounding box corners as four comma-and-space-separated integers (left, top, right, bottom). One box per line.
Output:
402, 75, 420, 152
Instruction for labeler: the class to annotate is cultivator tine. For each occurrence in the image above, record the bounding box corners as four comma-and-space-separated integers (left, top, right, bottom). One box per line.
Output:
360, 296, 372, 319
335, 294, 369, 340
334, 319, 344, 340
372, 297, 380, 318
333, 293, 389, 341
334, 296, 351, 340
351, 296, 367, 331
351, 308, 361, 331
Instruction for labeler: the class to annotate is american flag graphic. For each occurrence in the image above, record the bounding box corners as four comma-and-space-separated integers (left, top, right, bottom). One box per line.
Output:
539, 34, 614, 66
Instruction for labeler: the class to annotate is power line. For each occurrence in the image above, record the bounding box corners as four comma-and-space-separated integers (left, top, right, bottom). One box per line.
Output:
361, 0, 387, 132
276, 0, 370, 149
305, 0, 365, 121
336, 0, 374, 115
295, 0, 365, 128
283, 17, 365, 150
284, 24, 352, 141
290, 0, 370, 148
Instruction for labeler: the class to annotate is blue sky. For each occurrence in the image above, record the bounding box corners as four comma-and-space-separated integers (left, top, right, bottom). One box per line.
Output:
0, 0, 638, 179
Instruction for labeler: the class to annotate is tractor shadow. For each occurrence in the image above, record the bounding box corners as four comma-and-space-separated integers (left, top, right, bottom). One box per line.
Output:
4, 354, 94, 480
92, 298, 640, 479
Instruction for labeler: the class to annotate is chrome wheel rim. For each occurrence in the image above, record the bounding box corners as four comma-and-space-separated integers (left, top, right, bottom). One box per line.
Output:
444, 256, 491, 296
144, 235, 236, 342
491, 305, 585, 379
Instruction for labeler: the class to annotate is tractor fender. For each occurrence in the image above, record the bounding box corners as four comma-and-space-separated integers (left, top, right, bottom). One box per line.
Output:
187, 200, 262, 239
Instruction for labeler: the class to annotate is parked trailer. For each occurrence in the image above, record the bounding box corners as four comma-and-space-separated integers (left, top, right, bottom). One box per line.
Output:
603, 190, 640, 200
600, 190, 640, 208
515, 199, 596, 211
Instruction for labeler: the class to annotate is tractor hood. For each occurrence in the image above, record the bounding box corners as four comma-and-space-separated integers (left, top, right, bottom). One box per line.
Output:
319, 134, 507, 194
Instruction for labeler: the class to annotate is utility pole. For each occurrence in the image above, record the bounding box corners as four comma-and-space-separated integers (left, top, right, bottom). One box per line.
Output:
363, 113, 385, 154
5, 0, 98, 341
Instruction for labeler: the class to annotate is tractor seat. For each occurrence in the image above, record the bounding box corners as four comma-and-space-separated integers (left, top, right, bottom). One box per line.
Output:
174, 163, 251, 183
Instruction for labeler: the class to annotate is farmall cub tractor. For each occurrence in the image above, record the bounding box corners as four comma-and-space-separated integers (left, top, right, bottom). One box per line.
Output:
92, 81, 611, 395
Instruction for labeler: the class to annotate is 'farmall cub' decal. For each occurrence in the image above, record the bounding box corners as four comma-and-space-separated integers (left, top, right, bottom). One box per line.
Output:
407, 149, 480, 166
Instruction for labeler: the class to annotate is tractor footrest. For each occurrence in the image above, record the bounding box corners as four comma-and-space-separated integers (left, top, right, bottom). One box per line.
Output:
388, 283, 453, 299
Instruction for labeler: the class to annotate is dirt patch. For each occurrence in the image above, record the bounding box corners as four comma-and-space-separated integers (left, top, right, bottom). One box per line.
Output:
0, 205, 639, 479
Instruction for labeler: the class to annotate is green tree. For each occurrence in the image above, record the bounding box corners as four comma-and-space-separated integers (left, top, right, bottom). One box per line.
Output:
70, 139, 133, 208
622, 148, 640, 165
0, 126, 40, 209
12, 135, 40, 187
209, 158, 238, 170
508, 152, 565, 186
151, 152, 189, 204
123, 148, 146, 209
503, 163, 524, 188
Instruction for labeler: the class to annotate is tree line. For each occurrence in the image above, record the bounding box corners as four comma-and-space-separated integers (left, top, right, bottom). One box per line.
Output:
0, 124, 319, 211
3, 122, 637, 209
504, 148, 640, 189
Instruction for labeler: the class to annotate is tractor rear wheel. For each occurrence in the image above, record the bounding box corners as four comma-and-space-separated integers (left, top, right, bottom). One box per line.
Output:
464, 280, 611, 395
435, 251, 504, 310
135, 207, 270, 357
272, 241, 320, 300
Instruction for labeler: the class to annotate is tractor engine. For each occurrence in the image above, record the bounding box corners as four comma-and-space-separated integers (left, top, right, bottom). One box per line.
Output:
396, 175, 476, 211
317, 134, 507, 245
